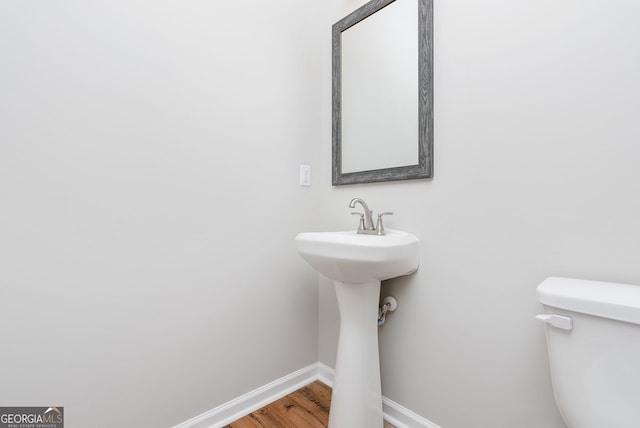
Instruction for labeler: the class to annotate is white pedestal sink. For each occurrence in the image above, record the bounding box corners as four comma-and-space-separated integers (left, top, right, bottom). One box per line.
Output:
295, 229, 419, 428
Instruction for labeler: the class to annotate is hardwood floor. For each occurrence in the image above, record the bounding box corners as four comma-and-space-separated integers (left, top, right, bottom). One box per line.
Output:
224, 381, 395, 428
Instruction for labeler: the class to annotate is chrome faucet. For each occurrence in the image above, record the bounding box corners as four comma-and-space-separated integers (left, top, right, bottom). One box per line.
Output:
349, 198, 374, 231
349, 198, 393, 235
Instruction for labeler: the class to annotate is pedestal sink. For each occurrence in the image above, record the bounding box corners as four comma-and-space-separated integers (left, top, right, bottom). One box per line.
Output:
295, 229, 419, 428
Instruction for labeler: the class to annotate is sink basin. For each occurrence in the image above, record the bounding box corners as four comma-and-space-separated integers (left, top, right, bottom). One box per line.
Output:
294, 229, 420, 283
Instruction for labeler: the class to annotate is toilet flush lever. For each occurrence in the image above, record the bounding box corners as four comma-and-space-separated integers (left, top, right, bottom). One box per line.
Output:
535, 314, 573, 331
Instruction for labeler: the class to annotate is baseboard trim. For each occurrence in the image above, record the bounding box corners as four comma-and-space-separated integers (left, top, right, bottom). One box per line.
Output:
173, 362, 441, 428
383, 396, 442, 428
173, 363, 319, 428
317, 361, 335, 387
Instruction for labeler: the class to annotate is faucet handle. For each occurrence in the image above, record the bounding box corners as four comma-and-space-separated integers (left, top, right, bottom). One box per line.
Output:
351, 212, 365, 232
376, 212, 394, 235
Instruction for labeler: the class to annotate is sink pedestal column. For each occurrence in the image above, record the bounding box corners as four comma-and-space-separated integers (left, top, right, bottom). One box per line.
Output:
329, 280, 384, 428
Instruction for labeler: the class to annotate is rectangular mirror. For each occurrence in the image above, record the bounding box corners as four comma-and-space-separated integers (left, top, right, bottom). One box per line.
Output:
332, 0, 433, 185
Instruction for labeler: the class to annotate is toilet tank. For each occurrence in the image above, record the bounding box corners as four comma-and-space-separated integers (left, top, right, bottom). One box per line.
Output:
536, 277, 640, 428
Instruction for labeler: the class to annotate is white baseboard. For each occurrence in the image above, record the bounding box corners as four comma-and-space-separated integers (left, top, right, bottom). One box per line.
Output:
383, 396, 442, 428
317, 361, 335, 387
173, 362, 441, 428
173, 363, 319, 428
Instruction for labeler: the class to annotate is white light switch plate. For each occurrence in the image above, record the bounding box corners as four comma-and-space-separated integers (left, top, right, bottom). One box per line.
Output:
299, 164, 311, 186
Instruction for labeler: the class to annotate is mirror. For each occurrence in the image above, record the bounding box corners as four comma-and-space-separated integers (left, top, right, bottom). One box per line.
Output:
332, 0, 433, 185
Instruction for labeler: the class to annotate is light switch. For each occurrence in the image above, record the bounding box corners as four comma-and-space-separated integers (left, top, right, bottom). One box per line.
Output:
299, 164, 311, 186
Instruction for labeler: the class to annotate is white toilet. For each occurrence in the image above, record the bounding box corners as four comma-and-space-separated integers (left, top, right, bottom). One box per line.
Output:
536, 277, 640, 428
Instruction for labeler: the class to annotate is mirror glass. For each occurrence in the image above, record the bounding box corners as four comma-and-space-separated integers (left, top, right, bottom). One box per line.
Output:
332, 0, 433, 185
341, 0, 418, 173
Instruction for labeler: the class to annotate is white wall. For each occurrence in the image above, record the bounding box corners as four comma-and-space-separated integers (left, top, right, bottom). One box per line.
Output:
319, 0, 640, 427
0, 1, 323, 427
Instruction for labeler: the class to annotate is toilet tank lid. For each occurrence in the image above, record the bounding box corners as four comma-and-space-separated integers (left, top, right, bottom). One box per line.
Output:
537, 277, 640, 325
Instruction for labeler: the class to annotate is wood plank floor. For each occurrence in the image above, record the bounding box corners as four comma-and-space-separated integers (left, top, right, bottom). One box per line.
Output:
224, 381, 395, 428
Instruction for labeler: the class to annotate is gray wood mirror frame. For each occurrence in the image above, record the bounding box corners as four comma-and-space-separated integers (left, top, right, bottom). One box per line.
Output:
332, 0, 433, 185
